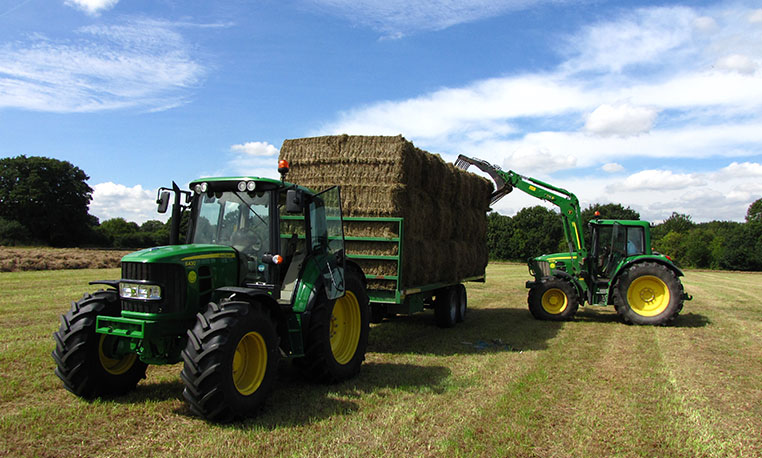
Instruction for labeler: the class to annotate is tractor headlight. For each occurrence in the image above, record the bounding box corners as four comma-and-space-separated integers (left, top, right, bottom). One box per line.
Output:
194, 182, 208, 194
119, 282, 162, 300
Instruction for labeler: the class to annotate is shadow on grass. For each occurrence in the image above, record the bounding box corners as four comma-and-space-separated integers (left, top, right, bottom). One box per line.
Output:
106, 361, 451, 428
573, 306, 710, 328
224, 361, 450, 429
671, 312, 711, 328
369, 307, 562, 355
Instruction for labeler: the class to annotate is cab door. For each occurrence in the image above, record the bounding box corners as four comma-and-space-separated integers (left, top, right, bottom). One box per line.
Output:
309, 186, 346, 300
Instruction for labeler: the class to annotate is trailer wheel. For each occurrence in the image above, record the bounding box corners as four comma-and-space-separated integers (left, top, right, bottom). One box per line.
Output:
456, 284, 467, 323
613, 262, 683, 325
52, 290, 147, 399
527, 278, 579, 321
298, 272, 369, 383
181, 300, 279, 421
434, 287, 458, 328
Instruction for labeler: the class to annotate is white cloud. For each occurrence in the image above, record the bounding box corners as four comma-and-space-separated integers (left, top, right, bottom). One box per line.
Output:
0, 19, 204, 112
228, 141, 282, 177
715, 54, 757, 75
715, 161, 762, 178
601, 162, 624, 173
618, 170, 702, 191
302, 0, 568, 37
230, 141, 279, 157
501, 145, 576, 173
90, 182, 162, 224
562, 7, 697, 73
750, 9, 762, 24
585, 103, 659, 137
694, 16, 717, 32
65, 0, 119, 15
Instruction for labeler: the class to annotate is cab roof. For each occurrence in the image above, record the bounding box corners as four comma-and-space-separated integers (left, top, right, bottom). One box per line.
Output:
188, 176, 315, 194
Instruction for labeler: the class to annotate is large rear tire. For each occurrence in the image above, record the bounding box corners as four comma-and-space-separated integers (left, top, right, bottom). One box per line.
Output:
297, 273, 369, 383
613, 262, 683, 325
52, 290, 147, 398
456, 284, 467, 323
527, 278, 579, 321
181, 300, 279, 421
434, 286, 458, 328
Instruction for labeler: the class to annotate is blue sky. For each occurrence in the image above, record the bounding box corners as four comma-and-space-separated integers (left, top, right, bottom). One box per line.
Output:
1, 0, 761, 224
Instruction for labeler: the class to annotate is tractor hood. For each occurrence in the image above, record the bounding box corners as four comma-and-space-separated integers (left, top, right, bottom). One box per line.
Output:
122, 244, 237, 265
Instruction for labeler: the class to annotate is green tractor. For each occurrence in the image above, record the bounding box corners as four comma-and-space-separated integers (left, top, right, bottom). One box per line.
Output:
456, 155, 691, 325
52, 161, 370, 421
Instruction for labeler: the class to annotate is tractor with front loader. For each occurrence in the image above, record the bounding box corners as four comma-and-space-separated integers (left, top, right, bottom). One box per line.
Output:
455, 155, 691, 325
52, 161, 370, 421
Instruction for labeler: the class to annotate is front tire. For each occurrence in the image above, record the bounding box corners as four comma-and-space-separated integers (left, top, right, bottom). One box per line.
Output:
181, 300, 279, 421
614, 262, 683, 325
527, 278, 579, 321
297, 273, 369, 383
52, 290, 147, 398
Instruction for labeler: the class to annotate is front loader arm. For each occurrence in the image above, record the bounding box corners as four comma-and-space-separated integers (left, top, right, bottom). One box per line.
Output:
455, 154, 585, 253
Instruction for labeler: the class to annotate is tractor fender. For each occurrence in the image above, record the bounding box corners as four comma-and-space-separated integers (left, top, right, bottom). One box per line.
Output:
606, 257, 684, 304
345, 259, 367, 287
299, 260, 367, 340
213, 286, 289, 351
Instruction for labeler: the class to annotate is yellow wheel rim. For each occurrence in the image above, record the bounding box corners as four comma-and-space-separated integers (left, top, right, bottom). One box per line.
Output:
541, 288, 568, 315
98, 335, 137, 376
330, 292, 361, 365
232, 332, 267, 396
627, 275, 670, 317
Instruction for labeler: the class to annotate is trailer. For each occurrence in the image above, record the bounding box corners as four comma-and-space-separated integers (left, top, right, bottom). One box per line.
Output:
342, 216, 483, 328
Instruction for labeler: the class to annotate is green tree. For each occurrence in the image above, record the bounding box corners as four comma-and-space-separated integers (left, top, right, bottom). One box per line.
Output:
509, 206, 564, 260
653, 231, 687, 266
581, 203, 640, 224
580, 203, 640, 248
746, 198, 762, 223
0, 155, 94, 246
486, 212, 513, 260
97, 218, 140, 247
0, 217, 29, 245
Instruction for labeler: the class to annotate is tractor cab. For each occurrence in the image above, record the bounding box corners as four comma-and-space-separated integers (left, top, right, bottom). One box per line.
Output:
588, 220, 650, 281
180, 176, 347, 303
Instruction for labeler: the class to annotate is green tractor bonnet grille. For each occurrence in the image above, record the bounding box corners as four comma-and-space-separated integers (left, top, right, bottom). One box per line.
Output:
121, 262, 186, 314
530, 260, 551, 277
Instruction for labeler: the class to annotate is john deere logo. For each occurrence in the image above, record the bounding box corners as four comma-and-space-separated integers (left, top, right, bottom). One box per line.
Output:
188, 271, 197, 284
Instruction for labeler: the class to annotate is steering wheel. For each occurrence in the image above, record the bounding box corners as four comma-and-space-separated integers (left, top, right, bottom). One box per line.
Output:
231, 228, 263, 258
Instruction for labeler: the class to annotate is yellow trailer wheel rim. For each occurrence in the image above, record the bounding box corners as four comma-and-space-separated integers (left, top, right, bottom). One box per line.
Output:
330, 292, 361, 365
627, 275, 670, 317
98, 335, 138, 376
232, 331, 267, 396
541, 288, 568, 315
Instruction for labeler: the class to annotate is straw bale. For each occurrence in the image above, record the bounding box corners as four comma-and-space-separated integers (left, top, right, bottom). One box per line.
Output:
354, 259, 397, 277
343, 220, 399, 239
344, 241, 398, 257
279, 135, 491, 288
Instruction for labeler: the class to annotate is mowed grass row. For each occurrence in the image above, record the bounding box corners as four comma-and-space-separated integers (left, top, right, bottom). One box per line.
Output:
0, 264, 760, 457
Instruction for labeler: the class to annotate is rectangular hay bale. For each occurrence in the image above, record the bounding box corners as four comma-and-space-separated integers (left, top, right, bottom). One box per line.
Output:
279, 135, 492, 288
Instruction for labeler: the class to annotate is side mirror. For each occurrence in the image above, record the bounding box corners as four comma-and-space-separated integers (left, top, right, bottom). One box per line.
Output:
286, 189, 305, 213
157, 191, 171, 214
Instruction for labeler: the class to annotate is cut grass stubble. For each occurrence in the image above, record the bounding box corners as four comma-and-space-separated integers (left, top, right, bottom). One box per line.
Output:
1, 264, 761, 457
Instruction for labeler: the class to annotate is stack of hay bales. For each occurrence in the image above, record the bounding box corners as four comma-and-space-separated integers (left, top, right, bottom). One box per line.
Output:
279, 135, 492, 289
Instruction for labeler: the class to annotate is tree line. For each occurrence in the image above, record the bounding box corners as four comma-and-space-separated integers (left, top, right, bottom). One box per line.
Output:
2, 155, 761, 270
0, 155, 171, 248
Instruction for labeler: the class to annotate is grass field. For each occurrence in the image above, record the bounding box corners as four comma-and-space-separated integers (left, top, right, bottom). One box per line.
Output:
1, 263, 760, 457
